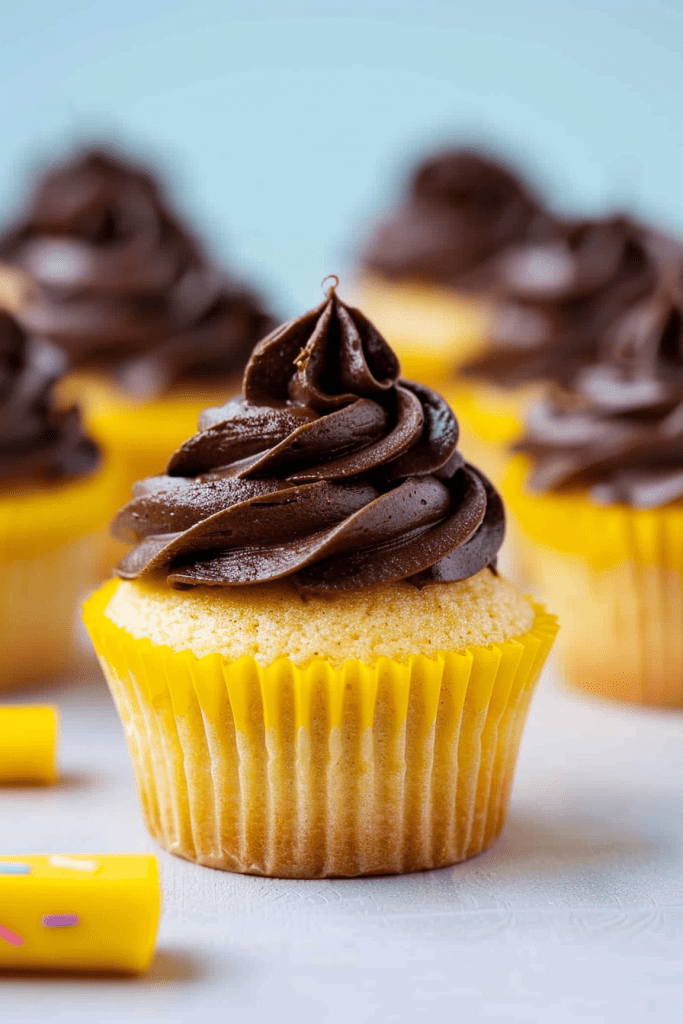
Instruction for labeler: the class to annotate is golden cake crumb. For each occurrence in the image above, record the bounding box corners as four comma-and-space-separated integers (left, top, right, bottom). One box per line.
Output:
105, 568, 534, 667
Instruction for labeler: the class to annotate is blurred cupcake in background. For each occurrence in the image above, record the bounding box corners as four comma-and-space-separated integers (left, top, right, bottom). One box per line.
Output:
355, 147, 552, 386
455, 214, 683, 484
0, 259, 33, 315
504, 264, 683, 707
0, 147, 277, 504
0, 307, 117, 688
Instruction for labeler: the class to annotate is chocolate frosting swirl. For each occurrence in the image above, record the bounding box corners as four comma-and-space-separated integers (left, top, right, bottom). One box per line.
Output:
360, 148, 550, 290
515, 272, 683, 508
112, 285, 505, 591
0, 308, 99, 483
462, 215, 683, 389
0, 148, 275, 398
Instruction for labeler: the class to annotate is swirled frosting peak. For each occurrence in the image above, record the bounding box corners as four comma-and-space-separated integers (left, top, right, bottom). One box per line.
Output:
516, 273, 683, 508
361, 147, 550, 289
0, 308, 98, 483
462, 215, 682, 389
113, 284, 505, 591
0, 147, 275, 397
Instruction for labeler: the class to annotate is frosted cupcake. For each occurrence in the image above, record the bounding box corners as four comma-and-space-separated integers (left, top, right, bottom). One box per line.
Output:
454, 215, 683, 485
84, 283, 557, 877
356, 147, 551, 387
0, 308, 117, 688
0, 147, 276, 502
505, 269, 683, 706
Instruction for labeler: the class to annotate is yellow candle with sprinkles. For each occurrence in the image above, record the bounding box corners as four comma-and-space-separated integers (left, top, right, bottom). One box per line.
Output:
0, 855, 160, 973
0, 707, 58, 783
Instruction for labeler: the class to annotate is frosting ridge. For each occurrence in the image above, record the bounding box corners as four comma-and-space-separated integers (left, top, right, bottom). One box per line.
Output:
361, 148, 550, 290
462, 215, 682, 389
516, 272, 683, 508
0, 308, 99, 483
113, 286, 505, 591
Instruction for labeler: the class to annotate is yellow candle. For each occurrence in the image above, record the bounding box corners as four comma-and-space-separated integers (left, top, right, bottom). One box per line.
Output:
0, 855, 161, 973
0, 706, 58, 783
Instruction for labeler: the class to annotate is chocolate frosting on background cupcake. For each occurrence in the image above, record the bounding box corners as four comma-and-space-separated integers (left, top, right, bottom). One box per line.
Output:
113, 284, 505, 591
0, 308, 98, 482
0, 148, 276, 398
515, 272, 683, 508
462, 214, 683, 389
361, 147, 552, 290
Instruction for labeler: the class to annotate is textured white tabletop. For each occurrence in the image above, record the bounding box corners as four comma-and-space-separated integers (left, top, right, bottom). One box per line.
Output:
2, 658, 682, 1023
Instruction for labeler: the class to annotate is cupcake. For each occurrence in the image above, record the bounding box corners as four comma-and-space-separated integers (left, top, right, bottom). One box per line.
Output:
455, 215, 682, 485
356, 147, 551, 387
83, 283, 557, 877
505, 268, 683, 707
0, 307, 117, 688
0, 146, 276, 503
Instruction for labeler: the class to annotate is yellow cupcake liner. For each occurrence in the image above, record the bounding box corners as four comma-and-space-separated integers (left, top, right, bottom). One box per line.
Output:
504, 457, 683, 707
0, 533, 104, 689
58, 372, 241, 573
353, 275, 491, 388
448, 381, 532, 446
83, 579, 557, 878
442, 381, 536, 496
60, 372, 241, 501
0, 460, 121, 687
504, 457, 683, 570
0, 457, 121, 562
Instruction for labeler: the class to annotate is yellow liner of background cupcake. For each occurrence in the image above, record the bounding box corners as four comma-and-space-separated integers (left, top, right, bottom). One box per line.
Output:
504, 456, 683, 708
58, 373, 241, 570
60, 373, 240, 505
84, 576, 557, 878
0, 455, 121, 688
444, 380, 542, 492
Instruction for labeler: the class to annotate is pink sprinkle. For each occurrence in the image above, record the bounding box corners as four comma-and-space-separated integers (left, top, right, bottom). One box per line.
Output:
42, 914, 79, 928
0, 922, 24, 947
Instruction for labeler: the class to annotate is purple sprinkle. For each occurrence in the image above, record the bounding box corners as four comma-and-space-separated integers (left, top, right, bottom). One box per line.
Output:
42, 914, 80, 928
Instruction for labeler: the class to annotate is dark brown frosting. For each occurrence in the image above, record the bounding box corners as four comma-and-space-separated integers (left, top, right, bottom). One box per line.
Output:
112, 285, 505, 591
0, 308, 99, 484
360, 148, 551, 290
0, 148, 275, 398
515, 273, 683, 508
462, 215, 683, 389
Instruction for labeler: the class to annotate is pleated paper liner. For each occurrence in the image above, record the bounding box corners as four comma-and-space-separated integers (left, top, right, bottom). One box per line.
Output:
0, 458, 121, 689
84, 579, 557, 878
353, 274, 491, 389
504, 457, 683, 707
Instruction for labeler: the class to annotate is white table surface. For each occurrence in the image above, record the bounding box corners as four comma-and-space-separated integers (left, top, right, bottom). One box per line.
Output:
2, 656, 683, 1023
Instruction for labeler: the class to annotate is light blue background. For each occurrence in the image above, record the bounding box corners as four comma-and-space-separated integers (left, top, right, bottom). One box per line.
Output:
2, 1, 682, 316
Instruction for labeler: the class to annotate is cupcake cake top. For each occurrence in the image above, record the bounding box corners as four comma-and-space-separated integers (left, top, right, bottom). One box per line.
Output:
0, 308, 98, 484
0, 147, 275, 398
113, 282, 505, 592
360, 147, 550, 290
462, 215, 682, 389
516, 271, 683, 508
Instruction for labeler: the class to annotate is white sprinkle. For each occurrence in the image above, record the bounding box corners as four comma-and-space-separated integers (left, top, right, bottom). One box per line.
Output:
48, 856, 98, 872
